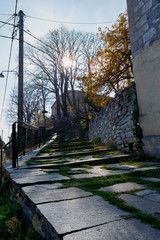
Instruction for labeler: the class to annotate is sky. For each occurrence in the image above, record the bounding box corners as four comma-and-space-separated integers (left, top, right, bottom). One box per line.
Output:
0, 0, 127, 142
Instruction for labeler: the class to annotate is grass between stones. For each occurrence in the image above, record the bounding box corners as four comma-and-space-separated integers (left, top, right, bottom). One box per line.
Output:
43, 166, 89, 177
37, 138, 115, 157
66, 150, 125, 160
91, 150, 124, 158
58, 169, 160, 229
84, 189, 160, 229
40, 145, 95, 154
26, 158, 65, 165
24, 138, 160, 230
0, 180, 41, 240
119, 161, 160, 168
101, 166, 129, 171
81, 164, 93, 169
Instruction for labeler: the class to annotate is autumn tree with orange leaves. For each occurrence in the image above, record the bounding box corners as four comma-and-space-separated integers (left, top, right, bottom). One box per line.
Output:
80, 12, 134, 107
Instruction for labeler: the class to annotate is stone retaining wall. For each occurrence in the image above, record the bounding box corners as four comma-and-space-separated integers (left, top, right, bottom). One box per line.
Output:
89, 85, 139, 152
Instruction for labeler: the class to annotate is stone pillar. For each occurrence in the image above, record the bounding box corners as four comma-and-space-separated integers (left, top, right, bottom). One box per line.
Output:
127, 0, 160, 156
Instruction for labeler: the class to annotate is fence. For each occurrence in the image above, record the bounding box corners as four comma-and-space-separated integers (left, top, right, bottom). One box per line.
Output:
12, 121, 55, 168
0, 121, 54, 183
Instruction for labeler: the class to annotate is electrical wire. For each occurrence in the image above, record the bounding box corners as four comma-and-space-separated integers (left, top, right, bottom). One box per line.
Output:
0, 14, 13, 16
0, 38, 15, 121
7, 66, 18, 140
0, 20, 14, 27
26, 15, 116, 25
0, 16, 15, 29
0, 34, 18, 40
24, 28, 51, 49
0, 0, 18, 122
12, 0, 18, 38
24, 40, 48, 55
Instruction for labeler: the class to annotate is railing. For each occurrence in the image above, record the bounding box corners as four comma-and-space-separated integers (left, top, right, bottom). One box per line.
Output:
0, 122, 55, 184
12, 121, 55, 168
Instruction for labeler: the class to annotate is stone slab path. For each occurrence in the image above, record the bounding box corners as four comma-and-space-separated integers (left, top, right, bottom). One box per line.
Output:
37, 195, 129, 236
12, 172, 69, 185
63, 219, 160, 240
4, 138, 160, 240
119, 194, 160, 219
142, 177, 160, 182
22, 183, 63, 192
100, 182, 145, 193
24, 187, 93, 204
139, 192, 160, 203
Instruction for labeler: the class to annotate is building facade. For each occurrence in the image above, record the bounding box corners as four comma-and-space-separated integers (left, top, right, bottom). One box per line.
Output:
127, 0, 160, 156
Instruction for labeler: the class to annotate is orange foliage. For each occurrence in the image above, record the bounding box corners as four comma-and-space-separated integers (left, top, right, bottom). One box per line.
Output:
81, 11, 134, 106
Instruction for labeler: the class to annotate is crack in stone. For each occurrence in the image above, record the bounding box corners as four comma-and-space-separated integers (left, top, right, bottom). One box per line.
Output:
36, 195, 93, 205
60, 218, 129, 238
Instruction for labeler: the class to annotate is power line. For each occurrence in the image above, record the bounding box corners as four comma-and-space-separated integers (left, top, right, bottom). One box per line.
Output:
0, 34, 18, 40
26, 15, 116, 25
12, 0, 18, 38
0, 16, 15, 29
24, 28, 51, 49
0, 34, 48, 55
0, 14, 13, 16
14, 1, 18, 17
24, 40, 48, 55
7, 66, 18, 140
0, 0, 18, 122
0, 38, 15, 121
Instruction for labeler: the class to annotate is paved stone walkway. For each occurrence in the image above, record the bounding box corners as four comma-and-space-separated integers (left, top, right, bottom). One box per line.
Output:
63, 219, 160, 240
100, 182, 145, 193
4, 138, 160, 240
119, 194, 160, 219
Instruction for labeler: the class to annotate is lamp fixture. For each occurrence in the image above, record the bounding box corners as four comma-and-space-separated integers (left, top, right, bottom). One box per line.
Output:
0, 72, 5, 78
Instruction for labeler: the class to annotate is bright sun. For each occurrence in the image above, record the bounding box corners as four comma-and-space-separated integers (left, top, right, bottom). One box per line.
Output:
62, 56, 72, 68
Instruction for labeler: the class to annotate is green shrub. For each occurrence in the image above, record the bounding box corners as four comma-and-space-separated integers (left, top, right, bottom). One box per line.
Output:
92, 137, 101, 145
0, 180, 41, 240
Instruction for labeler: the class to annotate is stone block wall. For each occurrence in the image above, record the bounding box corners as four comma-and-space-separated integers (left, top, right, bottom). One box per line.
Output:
127, 0, 160, 156
127, 0, 160, 58
89, 85, 139, 152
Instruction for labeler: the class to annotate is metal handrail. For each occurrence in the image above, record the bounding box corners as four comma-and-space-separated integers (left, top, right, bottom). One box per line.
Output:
0, 120, 55, 184
12, 121, 55, 168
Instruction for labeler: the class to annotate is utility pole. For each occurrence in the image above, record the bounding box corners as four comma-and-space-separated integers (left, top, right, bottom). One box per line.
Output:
18, 10, 24, 123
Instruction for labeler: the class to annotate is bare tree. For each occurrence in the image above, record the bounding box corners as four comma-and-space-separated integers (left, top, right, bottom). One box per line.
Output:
25, 26, 101, 119
7, 81, 49, 125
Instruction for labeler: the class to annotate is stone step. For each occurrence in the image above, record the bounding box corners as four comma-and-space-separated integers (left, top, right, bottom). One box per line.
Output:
34, 148, 115, 159
47, 141, 92, 148
119, 194, 160, 219
26, 154, 132, 169
12, 172, 69, 186
40, 145, 95, 153
23, 187, 93, 204
4, 149, 160, 240
63, 219, 160, 240
100, 182, 145, 193
36, 195, 129, 238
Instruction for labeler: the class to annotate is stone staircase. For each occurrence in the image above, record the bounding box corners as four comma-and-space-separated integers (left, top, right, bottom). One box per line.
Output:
4, 136, 160, 240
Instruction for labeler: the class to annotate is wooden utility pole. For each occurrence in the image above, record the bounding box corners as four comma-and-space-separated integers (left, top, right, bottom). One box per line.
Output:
18, 10, 24, 123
